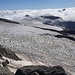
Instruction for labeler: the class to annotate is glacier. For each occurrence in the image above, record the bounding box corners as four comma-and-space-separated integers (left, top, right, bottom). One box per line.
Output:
0, 7, 75, 75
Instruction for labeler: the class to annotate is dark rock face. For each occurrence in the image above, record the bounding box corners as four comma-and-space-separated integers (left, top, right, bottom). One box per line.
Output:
62, 9, 65, 11
55, 35, 75, 41
0, 18, 20, 24
58, 9, 65, 12
60, 21, 75, 30
2, 59, 9, 67
25, 15, 30, 17
15, 65, 67, 75
42, 17, 75, 31
40, 15, 62, 20
0, 44, 21, 60
0, 65, 14, 75
39, 15, 75, 31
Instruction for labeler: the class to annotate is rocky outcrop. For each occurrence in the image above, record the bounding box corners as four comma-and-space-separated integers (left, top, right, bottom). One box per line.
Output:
2, 59, 9, 67
40, 15, 62, 20
0, 18, 20, 24
0, 44, 21, 60
15, 65, 67, 75
43, 19, 75, 31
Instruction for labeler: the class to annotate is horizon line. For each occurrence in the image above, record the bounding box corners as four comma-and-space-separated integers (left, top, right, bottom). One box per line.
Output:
0, 7, 75, 11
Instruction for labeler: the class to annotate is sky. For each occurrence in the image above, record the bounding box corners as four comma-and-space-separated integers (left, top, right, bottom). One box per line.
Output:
0, 0, 75, 10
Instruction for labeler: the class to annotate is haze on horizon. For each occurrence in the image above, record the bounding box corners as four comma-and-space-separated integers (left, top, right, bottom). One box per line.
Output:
0, 0, 75, 10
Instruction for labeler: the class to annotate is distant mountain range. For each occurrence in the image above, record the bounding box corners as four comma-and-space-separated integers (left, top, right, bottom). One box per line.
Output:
0, 7, 75, 30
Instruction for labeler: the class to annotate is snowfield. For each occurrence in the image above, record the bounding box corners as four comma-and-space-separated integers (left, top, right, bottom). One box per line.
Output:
0, 7, 75, 75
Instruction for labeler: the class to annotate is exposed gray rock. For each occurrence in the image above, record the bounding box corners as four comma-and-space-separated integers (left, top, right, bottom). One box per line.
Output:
15, 65, 67, 75
2, 59, 9, 67
0, 44, 21, 60
0, 18, 20, 24
40, 15, 62, 20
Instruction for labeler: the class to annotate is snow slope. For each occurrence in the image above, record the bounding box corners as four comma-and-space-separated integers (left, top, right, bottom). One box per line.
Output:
0, 20, 75, 75
0, 7, 75, 75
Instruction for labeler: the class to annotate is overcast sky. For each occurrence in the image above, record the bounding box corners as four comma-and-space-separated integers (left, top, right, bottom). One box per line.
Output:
0, 0, 75, 10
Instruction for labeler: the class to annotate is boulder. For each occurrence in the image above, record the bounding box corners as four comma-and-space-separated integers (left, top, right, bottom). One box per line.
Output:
15, 65, 67, 75
2, 59, 9, 67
